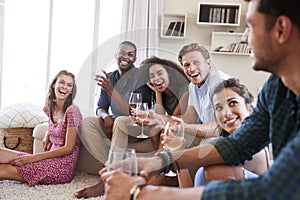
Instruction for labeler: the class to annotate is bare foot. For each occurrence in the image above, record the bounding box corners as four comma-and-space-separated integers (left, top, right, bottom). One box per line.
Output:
74, 181, 104, 199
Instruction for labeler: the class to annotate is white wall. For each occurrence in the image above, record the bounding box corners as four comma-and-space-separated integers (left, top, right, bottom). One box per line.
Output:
0, 0, 4, 108
158, 0, 270, 96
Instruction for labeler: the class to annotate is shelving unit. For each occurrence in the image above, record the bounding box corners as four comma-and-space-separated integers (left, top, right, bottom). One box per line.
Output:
211, 32, 250, 56
160, 13, 187, 39
197, 2, 241, 26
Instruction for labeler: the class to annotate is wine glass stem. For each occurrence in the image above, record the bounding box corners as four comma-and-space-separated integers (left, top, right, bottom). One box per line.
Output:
141, 121, 144, 135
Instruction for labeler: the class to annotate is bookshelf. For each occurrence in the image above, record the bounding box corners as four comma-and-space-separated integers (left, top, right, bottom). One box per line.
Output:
197, 2, 241, 26
161, 13, 187, 39
211, 32, 250, 56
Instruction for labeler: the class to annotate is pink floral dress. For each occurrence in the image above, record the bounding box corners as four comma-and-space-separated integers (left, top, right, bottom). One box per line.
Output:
16, 104, 82, 186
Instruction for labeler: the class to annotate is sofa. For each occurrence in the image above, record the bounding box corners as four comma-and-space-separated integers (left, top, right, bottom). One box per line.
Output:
32, 123, 102, 175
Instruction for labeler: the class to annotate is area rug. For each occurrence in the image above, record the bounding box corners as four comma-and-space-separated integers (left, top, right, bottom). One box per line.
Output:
0, 172, 104, 200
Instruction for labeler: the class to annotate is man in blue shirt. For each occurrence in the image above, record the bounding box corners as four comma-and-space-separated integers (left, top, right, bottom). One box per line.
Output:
75, 41, 151, 198
100, 0, 300, 199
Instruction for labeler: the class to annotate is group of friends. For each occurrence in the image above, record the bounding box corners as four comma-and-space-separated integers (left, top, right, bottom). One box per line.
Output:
1, 0, 300, 199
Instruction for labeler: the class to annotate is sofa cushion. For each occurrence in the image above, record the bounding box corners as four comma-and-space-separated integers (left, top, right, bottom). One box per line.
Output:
32, 122, 48, 140
0, 104, 47, 128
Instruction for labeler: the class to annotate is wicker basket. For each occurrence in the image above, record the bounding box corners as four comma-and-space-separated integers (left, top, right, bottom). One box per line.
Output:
0, 127, 34, 154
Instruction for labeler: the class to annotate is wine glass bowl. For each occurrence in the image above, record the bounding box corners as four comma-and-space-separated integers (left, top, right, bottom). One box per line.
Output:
163, 121, 184, 177
163, 122, 184, 151
106, 148, 138, 176
128, 92, 142, 116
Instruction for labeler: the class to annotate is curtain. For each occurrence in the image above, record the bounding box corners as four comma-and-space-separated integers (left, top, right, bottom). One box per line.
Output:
120, 0, 162, 65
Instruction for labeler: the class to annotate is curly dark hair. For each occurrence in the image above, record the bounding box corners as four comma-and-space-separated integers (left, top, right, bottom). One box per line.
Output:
139, 56, 189, 90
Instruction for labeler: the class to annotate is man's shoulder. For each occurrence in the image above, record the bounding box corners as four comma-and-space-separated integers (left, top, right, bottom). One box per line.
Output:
263, 74, 289, 96
206, 69, 230, 87
213, 69, 231, 80
107, 70, 119, 77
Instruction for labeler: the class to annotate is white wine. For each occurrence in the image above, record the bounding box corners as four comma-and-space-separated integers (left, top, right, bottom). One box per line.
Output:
129, 103, 137, 115
164, 136, 183, 151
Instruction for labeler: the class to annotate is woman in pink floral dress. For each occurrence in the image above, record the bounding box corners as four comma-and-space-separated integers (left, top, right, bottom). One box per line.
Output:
0, 70, 82, 186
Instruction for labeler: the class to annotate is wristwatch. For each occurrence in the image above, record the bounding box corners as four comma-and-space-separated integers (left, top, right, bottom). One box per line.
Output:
130, 184, 147, 200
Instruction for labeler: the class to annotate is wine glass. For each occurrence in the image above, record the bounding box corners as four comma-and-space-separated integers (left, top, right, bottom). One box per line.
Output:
106, 148, 138, 176
129, 92, 142, 115
136, 102, 149, 138
128, 92, 142, 126
163, 121, 184, 176
93, 68, 104, 98
150, 93, 156, 111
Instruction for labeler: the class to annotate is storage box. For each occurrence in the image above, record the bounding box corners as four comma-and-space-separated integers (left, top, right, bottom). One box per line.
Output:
0, 127, 34, 153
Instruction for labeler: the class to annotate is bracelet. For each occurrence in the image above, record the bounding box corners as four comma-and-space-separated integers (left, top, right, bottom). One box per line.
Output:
129, 184, 147, 200
154, 151, 174, 175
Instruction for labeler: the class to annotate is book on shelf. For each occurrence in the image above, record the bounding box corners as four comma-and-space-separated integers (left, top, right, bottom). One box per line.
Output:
228, 8, 236, 24
200, 5, 239, 24
220, 8, 226, 23
208, 8, 213, 23
229, 42, 250, 53
172, 21, 182, 36
199, 5, 210, 22
165, 21, 176, 36
234, 8, 239, 24
180, 22, 185, 37
226, 8, 231, 23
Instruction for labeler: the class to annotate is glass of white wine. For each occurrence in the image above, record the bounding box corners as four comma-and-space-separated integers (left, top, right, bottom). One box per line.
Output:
136, 102, 149, 138
163, 121, 184, 176
128, 92, 142, 126
106, 148, 138, 176
129, 92, 142, 114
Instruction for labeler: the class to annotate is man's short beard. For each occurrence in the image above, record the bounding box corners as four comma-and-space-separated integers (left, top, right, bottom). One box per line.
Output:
120, 65, 133, 74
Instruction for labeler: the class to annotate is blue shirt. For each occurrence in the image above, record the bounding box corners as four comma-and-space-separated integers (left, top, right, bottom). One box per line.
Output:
203, 74, 300, 200
97, 67, 152, 119
188, 68, 230, 123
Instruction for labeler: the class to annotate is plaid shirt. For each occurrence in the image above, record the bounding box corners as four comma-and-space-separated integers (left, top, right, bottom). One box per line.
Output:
203, 74, 300, 200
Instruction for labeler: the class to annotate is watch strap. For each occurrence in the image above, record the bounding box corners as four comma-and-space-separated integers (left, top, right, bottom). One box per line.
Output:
130, 184, 147, 200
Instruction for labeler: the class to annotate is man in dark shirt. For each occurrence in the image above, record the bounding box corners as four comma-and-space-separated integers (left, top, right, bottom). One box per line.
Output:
75, 41, 151, 198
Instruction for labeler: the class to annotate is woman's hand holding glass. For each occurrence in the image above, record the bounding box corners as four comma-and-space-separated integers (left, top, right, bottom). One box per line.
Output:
128, 92, 142, 117
162, 116, 185, 176
163, 117, 185, 151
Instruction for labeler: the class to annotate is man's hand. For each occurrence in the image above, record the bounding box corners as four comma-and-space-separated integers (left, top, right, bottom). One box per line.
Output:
104, 116, 114, 139
101, 170, 146, 200
94, 70, 113, 95
99, 156, 163, 180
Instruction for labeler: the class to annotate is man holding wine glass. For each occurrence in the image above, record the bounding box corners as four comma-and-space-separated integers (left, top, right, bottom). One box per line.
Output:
111, 56, 189, 155
75, 41, 152, 199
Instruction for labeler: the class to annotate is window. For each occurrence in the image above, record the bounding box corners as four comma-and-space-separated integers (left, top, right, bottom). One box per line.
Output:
0, 0, 122, 110
1, 0, 49, 108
